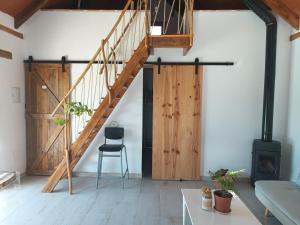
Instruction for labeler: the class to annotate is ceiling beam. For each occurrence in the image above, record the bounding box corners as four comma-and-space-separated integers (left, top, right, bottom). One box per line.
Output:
14, 0, 49, 29
42, 0, 248, 10
290, 32, 300, 41
0, 49, 13, 60
262, 0, 299, 29
0, 23, 24, 39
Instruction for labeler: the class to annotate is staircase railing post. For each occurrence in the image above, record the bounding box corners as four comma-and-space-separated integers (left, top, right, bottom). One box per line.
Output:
63, 98, 72, 195
144, 0, 149, 47
102, 39, 111, 104
189, 0, 194, 46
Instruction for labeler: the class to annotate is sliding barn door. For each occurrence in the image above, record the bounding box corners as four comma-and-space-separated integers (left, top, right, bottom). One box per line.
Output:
25, 63, 70, 175
152, 65, 202, 180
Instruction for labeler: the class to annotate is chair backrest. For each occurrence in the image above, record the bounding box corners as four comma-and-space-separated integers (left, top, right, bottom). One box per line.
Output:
105, 127, 124, 140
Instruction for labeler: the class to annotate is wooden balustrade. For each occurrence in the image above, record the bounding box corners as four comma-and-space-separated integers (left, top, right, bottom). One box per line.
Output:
43, 0, 195, 193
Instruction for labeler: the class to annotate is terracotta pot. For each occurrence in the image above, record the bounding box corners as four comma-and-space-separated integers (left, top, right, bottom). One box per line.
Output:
213, 190, 233, 214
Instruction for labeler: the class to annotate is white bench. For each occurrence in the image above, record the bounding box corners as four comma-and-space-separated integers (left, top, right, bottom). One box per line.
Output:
255, 181, 300, 225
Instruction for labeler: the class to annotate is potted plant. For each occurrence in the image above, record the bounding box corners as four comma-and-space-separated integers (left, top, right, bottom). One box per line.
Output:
209, 169, 244, 214
53, 102, 92, 126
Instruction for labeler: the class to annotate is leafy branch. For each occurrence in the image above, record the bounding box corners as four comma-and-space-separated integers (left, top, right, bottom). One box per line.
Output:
209, 169, 245, 191
53, 102, 92, 126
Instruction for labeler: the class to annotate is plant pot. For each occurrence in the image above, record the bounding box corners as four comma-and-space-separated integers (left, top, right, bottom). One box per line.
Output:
213, 190, 233, 214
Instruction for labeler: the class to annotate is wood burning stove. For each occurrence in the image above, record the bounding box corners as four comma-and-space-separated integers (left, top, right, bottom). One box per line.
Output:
242, 0, 281, 185
251, 140, 281, 185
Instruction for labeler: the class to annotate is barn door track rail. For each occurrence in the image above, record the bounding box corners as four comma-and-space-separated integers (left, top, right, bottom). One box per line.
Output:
150, 57, 234, 74
24, 56, 234, 74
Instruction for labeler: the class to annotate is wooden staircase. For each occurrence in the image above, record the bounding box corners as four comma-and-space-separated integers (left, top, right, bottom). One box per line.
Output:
43, 39, 149, 192
43, 0, 194, 193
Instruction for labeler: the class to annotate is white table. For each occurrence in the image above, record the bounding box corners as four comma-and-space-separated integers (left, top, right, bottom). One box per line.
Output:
182, 189, 262, 225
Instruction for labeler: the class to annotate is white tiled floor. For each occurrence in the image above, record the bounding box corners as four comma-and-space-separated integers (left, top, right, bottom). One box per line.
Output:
0, 176, 281, 225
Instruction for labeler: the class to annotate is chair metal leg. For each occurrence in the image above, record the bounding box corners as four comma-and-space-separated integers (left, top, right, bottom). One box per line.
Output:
120, 150, 124, 188
96, 151, 100, 188
124, 146, 129, 179
96, 151, 103, 189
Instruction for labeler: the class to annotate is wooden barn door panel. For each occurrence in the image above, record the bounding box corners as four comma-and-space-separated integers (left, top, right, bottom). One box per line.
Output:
25, 64, 70, 175
152, 65, 202, 180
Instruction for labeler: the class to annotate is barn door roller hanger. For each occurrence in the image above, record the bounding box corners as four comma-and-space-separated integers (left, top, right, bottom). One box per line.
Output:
27, 56, 67, 72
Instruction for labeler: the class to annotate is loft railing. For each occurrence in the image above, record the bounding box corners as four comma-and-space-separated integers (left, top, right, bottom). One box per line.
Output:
149, 0, 194, 43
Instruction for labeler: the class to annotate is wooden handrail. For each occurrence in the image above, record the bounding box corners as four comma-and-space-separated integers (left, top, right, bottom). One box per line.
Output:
104, 0, 134, 43
100, 10, 138, 74
51, 0, 135, 117
144, 0, 149, 47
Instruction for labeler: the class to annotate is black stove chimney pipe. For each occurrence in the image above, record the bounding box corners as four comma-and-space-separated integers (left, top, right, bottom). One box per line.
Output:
242, 0, 277, 142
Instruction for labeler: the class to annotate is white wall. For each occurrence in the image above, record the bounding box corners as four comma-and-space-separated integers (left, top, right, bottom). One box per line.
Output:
285, 34, 300, 182
0, 12, 26, 173
23, 10, 292, 177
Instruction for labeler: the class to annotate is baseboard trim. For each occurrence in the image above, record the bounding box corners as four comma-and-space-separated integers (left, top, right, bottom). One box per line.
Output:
201, 176, 250, 182
72, 173, 249, 182
73, 172, 142, 179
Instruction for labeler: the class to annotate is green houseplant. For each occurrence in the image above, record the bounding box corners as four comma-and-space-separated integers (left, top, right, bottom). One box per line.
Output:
209, 169, 244, 213
54, 102, 92, 126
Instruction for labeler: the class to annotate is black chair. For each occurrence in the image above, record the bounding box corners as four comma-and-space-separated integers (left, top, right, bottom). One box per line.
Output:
96, 127, 129, 188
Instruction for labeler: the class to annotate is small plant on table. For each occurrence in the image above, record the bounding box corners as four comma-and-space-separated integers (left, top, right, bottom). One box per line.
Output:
209, 169, 244, 213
